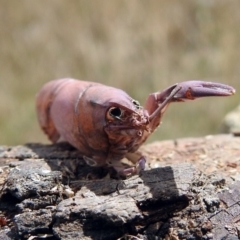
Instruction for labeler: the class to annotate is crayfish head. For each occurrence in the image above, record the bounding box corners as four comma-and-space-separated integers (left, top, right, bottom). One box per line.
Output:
104, 98, 152, 155
105, 99, 149, 131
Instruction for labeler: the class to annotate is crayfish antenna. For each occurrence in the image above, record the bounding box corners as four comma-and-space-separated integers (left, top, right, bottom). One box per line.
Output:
148, 85, 182, 121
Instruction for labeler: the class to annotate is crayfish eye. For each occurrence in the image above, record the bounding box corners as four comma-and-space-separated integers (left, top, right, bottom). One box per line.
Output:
107, 107, 122, 120
132, 99, 140, 109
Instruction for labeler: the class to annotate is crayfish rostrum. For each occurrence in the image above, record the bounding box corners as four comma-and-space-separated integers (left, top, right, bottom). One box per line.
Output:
36, 79, 235, 176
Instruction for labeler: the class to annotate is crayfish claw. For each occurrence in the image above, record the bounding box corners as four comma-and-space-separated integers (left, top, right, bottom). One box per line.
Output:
173, 80, 235, 101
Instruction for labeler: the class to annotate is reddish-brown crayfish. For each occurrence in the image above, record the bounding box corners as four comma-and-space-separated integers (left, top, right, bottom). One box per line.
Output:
36, 79, 235, 175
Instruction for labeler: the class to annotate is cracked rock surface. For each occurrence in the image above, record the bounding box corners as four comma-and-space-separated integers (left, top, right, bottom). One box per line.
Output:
0, 134, 239, 239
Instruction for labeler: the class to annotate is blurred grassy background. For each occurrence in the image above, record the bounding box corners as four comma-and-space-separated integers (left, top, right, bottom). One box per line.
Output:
0, 0, 239, 145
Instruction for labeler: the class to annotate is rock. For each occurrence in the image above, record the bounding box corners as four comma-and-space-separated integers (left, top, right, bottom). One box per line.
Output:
0, 135, 240, 239
6, 168, 62, 201
222, 104, 240, 136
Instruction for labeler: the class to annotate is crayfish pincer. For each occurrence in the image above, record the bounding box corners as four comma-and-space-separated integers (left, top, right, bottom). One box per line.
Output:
36, 79, 235, 176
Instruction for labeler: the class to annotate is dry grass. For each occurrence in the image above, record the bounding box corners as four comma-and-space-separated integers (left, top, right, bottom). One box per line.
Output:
0, 0, 239, 145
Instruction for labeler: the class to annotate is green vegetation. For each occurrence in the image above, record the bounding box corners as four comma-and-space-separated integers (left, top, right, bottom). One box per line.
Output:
0, 1, 239, 145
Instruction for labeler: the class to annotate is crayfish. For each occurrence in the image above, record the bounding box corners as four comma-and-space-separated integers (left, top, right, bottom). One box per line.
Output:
36, 79, 235, 176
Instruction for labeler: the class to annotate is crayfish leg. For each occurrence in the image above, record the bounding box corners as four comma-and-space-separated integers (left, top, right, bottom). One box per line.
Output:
111, 152, 146, 177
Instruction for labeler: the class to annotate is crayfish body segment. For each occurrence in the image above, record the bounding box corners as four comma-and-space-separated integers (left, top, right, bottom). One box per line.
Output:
36, 78, 235, 176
